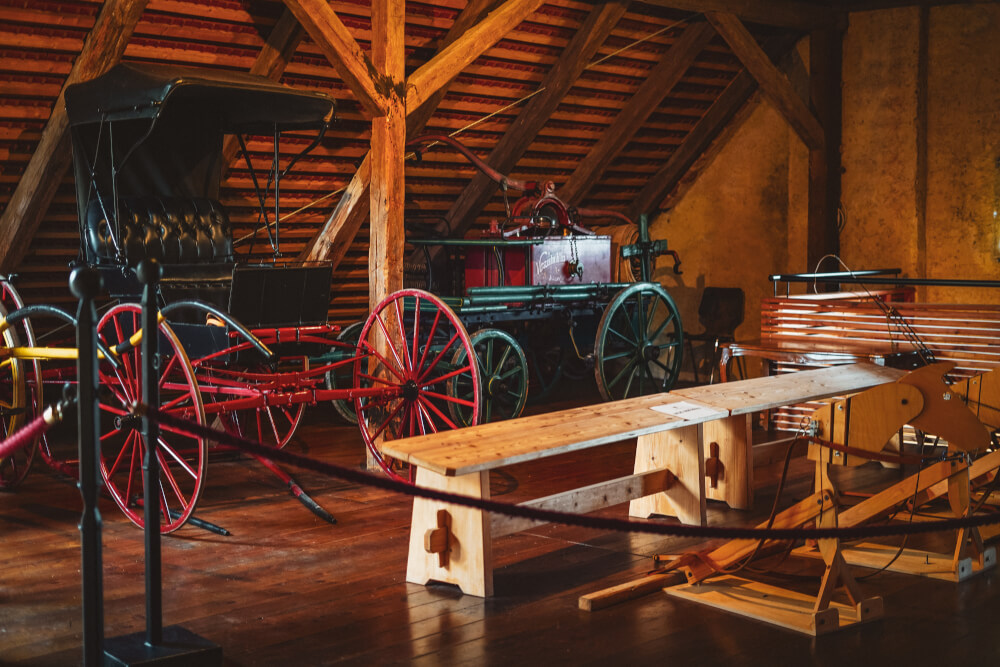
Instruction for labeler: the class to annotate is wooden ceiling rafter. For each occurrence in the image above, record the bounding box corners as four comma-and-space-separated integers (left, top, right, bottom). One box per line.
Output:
706, 11, 824, 151
221, 8, 304, 171
442, 0, 632, 240
281, 0, 388, 118
298, 0, 542, 268
558, 20, 716, 207
0, 0, 150, 274
641, 0, 838, 30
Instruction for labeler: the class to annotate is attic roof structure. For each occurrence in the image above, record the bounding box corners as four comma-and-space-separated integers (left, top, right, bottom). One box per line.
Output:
0, 0, 841, 322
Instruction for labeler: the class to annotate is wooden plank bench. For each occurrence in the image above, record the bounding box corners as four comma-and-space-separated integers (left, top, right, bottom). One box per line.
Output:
719, 291, 1000, 431
381, 363, 906, 597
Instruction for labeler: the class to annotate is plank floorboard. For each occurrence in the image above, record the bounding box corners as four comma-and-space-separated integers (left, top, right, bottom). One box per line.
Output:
4, 398, 1000, 665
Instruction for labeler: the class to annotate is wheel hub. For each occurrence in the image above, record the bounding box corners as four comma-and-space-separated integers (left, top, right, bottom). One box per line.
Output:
642, 343, 659, 361
486, 375, 506, 398
402, 379, 420, 401
114, 414, 141, 431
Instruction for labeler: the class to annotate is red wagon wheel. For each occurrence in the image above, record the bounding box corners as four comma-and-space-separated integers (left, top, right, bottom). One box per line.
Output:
97, 303, 207, 533
199, 357, 310, 450
0, 280, 41, 489
354, 289, 480, 481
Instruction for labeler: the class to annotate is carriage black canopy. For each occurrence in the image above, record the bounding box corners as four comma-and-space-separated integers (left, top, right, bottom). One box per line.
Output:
65, 62, 336, 223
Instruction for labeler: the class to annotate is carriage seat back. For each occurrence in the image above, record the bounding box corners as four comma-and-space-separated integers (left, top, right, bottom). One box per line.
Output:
84, 197, 234, 275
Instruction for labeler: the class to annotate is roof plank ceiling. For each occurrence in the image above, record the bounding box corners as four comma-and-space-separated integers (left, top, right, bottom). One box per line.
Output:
0, 0, 818, 321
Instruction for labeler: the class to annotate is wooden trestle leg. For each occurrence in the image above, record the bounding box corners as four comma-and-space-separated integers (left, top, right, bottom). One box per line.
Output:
406, 468, 493, 597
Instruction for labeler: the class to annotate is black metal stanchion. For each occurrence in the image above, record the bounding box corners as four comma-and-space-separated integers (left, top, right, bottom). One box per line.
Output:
104, 260, 221, 666
70, 267, 104, 667
140, 260, 163, 646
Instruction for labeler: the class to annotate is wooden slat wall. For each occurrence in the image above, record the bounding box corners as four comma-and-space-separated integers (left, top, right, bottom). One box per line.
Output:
759, 290, 1000, 431
0, 0, 777, 324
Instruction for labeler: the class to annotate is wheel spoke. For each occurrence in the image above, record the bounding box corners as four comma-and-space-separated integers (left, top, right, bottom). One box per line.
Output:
602, 349, 634, 362
415, 308, 442, 374
607, 357, 638, 389
417, 331, 461, 384
607, 323, 636, 346
374, 313, 407, 374
415, 399, 439, 434
158, 437, 198, 479
417, 395, 456, 431
157, 448, 188, 510
393, 297, 412, 372
423, 361, 475, 387
357, 340, 406, 382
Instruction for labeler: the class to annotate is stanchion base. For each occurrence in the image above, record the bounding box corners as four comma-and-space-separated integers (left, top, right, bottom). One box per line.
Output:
103, 625, 222, 666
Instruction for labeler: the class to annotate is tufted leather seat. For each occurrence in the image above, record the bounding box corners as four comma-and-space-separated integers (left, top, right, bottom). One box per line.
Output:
84, 196, 235, 283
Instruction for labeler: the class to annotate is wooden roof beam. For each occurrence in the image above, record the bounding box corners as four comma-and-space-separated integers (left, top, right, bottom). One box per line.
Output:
627, 34, 802, 220
282, 0, 388, 117
298, 0, 501, 266
406, 0, 547, 111
642, 0, 837, 30
222, 9, 304, 169
558, 21, 716, 207
707, 11, 824, 150
444, 0, 631, 238
0, 0, 150, 274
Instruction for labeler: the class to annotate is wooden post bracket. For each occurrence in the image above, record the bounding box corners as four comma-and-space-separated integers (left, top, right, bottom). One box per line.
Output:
704, 441, 723, 489
424, 509, 453, 568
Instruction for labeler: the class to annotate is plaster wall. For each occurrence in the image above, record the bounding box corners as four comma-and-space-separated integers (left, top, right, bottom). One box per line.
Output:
651, 100, 797, 347
924, 5, 1000, 303
840, 8, 921, 277
654, 4, 1000, 371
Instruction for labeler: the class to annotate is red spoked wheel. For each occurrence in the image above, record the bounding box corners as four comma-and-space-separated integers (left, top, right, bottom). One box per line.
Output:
0, 280, 40, 489
198, 357, 309, 450
97, 303, 207, 533
354, 289, 480, 481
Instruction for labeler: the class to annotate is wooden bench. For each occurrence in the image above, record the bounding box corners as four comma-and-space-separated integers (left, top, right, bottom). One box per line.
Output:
719, 291, 1000, 431
381, 363, 905, 597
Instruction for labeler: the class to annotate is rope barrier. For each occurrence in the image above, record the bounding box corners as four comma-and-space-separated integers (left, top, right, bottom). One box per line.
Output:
0, 403, 64, 460
138, 403, 1000, 541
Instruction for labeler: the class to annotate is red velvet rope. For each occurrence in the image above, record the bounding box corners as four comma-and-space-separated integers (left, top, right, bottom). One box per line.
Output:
0, 414, 49, 459
139, 403, 1000, 542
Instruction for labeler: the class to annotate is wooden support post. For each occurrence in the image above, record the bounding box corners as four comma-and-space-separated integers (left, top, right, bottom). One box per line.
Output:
807, 23, 842, 271
0, 0, 150, 274
297, 0, 533, 267
630, 425, 706, 525
702, 413, 752, 510
406, 468, 493, 597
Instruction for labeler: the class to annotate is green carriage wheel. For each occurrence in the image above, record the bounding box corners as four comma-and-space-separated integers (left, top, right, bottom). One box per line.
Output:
451, 329, 529, 426
325, 320, 365, 424
594, 282, 683, 402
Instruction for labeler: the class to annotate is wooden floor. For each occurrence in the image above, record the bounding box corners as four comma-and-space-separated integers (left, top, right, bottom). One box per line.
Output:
4, 388, 1000, 666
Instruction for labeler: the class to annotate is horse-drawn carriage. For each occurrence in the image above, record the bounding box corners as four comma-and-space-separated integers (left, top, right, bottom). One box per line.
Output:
0, 63, 684, 532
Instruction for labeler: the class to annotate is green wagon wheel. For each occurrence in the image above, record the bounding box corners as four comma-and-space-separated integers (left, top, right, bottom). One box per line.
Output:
594, 282, 683, 402
451, 329, 529, 425
325, 320, 365, 424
